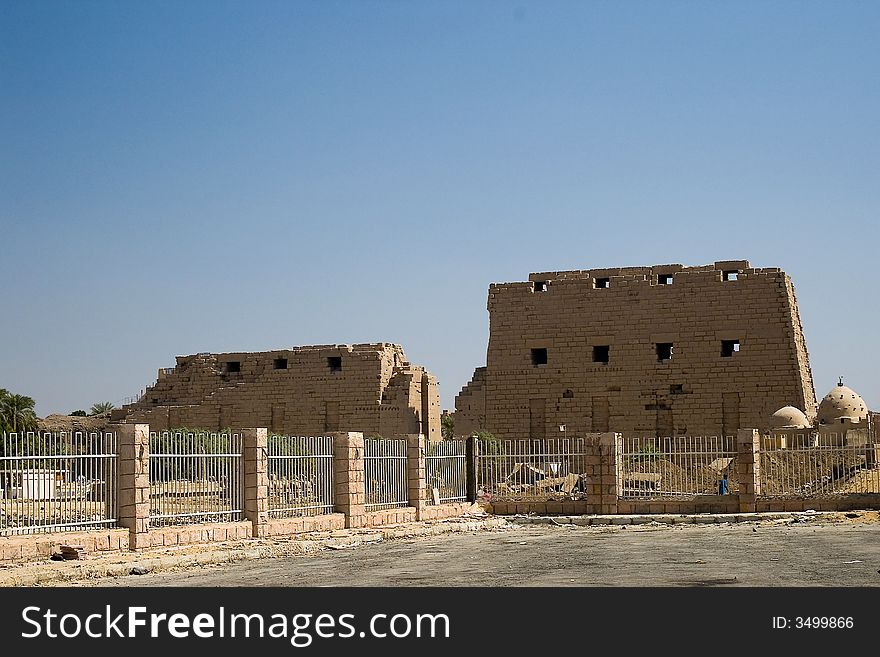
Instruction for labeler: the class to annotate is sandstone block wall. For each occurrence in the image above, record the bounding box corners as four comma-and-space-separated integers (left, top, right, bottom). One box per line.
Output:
456, 261, 817, 440
115, 343, 441, 442
453, 367, 486, 437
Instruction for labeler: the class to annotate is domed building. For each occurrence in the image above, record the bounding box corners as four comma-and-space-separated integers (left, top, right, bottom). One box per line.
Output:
817, 378, 868, 426
766, 405, 814, 448
765, 379, 873, 448
813, 378, 872, 447
769, 406, 811, 429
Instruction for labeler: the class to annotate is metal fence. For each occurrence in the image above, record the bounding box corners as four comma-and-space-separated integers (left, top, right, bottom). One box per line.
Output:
425, 440, 467, 504
267, 435, 334, 517
363, 438, 408, 511
760, 432, 880, 497
148, 431, 243, 527
474, 437, 592, 501
1, 431, 118, 535
620, 435, 737, 499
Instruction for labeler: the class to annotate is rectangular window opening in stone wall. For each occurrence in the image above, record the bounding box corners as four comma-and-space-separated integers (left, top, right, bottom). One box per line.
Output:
723, 270, 739, 281
327, 356, 342, 372
592, 345, 610, 364
658, 273, 673, 285
531, 348, 548, 367
222, 361, 241, 373
533, 281, 548, 292
656, 343, 673, 362
593, 277, 610, 289
721, 340, 740, 357
273, 358, 288, 370
670, 384, 684, 394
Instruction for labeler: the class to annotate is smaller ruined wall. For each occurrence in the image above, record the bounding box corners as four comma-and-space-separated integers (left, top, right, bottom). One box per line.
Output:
453, 367, 486, 437
117, 343, 441, 441
379, 368, 441, 442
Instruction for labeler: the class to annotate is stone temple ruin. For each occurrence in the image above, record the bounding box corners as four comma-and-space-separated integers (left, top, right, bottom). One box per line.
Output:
113, 343, 441, 442
454, 260, 825, 441
113, 260, 875, 446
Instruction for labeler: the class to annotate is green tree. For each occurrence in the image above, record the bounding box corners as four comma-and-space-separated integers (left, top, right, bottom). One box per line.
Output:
473, 430, 502, 455
89, 401, 115, 416
0, 390, 38, 433
0, 388, 7, 432
441, 413, 455, 440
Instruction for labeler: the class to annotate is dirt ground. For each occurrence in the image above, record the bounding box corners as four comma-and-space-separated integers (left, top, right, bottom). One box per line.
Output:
85, 511, 880, 588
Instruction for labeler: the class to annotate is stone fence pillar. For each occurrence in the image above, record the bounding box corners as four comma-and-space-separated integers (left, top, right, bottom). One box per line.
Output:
599, 432, 622, 514
242, 428, 268, 537
737, 428, 762, 513
116, 423, 150, 550
407, 434, 428, 519
331, 432, 366, 528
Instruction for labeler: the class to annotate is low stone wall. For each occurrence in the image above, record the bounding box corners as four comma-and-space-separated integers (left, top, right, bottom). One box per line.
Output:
420, 502, 483, 520
486, 501, 599, 515
362, 502, 482, 526
484, 494, 880, 516
266, 513, 346, 536
144, 521, 252, 548
618, 496, 740, 515
365, 507, 417, 527
486, 498, 755, 515
0, 528, 129, 562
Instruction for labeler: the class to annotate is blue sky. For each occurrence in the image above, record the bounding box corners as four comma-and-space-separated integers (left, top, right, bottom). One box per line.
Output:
1, 1, 878, 417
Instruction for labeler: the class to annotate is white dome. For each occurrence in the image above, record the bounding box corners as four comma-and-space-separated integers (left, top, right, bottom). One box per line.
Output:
770, 406, 810, 429
817, 380, 868, 425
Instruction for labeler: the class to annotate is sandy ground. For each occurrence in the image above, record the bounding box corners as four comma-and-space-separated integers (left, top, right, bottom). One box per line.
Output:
72, 510, 880, 588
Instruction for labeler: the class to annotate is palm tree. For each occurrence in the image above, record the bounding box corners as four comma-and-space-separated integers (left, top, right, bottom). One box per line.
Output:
89, 401, 115, 416
2, 392, 37, 433
0, 388, 9, 432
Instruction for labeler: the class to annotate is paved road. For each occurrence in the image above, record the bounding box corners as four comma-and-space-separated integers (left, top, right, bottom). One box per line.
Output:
94, 520, 880, 587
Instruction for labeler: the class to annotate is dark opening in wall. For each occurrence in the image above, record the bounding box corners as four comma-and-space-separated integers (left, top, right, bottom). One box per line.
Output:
222, 361, 241, 373
593, 277, 610, 289
658, 274, 673, 285
533, 281, 548, 292
656, 343, 673, 362
723, 270, 740, 281
273, 358, 288, 370
593, 345, 610, 364
721, 340, 741, 357
531, 348, 548, 367
562, 389, 574, 399
327, 356, 342, 372
670, 384, 684, 394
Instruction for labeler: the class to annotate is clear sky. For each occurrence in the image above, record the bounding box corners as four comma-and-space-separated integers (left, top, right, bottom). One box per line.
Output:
1, 1, 878, 418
